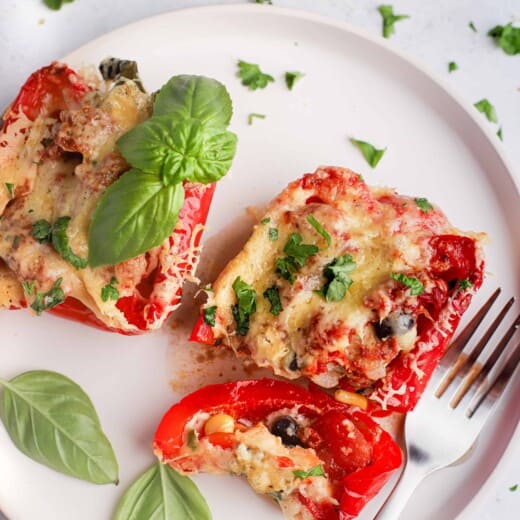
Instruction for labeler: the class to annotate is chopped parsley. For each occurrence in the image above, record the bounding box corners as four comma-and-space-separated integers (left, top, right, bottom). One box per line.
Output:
269, 228, 279, 241
4, 183, 14, 198
231, 277, 257, 336
187, 429, 198, 451
12, 235, 21, 249
293, 465, 325, 479
469, 21, 477, 33
510, 484, 518, 492
255, 0, 272, 4
458, 279, 474, 290
378, 5, 410, 39
22, 280, 36, 296
415, 197, 434, 213
101, 277, 119, 302
350, 138, 386, 168
488, 23, 520, 56
237, 60, 274, 90
30, 278, 65, 315
318, 254, 356, 302
43, 0, 75, 9
474, 99, 498, 123
248, 113, 266, 125
497, 127, 503, 141
306, 215, 331, 247
203, 305, 217, 327
390, 272, 424, 295
285, 71, 304, 90
51, 216, 87, 269
448, 61, 458, 73
32, 219, 52, 243
260, 217, 270, 225
275, 233, 319, 284
263, 286, 283, 316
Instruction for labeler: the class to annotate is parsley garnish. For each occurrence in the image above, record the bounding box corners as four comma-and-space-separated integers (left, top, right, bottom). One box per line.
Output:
469, 21, 477, 33
51, 216, 87, 269
248, 113, 266, 125
22, 280, 35, 296
263, 286, 283, 316
458, 279, 473, 290
378, 5, 410, 38
255, 0, 272, 4
269, 228, 279, 241
497, 127, 503, 141
350, 138, 386, 168
203, 305, 217, 327
474, 99, 498, 123
414, 197, 433, 213
30, 278, 65, 315
510, 484, 518, 492
260, 217, 270, 225
187, 429, 198, 451
237, 60, 274, 90
390, 272, 424, 295
285, 71, 304, 90
306, 215, 331, 247
32, 219, 52, 243
448, 61, 458, 73
231, 277, 257, 336
43, 0, 75, 9
488, 23, 520, 56
293, 465, 325, 479
4, 183, 14, 198
319, 254, 356, 302
101, 277, 119, 302
275, 233, 319, 284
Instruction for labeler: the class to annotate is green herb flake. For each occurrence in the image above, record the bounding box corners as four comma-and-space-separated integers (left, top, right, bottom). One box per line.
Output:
319, 254, 356, 302
51, 216, 87, 269
474, 99, 498, 123
30, 278, 65, 315
231, 277, 257, 336
390, 272, 424, 296
255, 0, 272, 4
43, 0, 75, 10
488, 23, 520, 56
187, 429, 198, 451
263, 286, 283, 316
260, 217, 271, 225
378, 5, 410, 39
448, 61, 458, 73
285, 71, 304, 90
414, 197, 434, 213
22, 280, 36, 296
510, 484, 518, 492
4, 183, 14, 198
275, 233, 319, 284
248, 113, 266, 125
203, 305, 217, 327
458, 279, 474, 290
469, 21, 477, 33
293, 465, 326, 479
350, 138, 386, 168
497, 127, 503, 141
12, 235, 21, 249
237, 60, 274, 90
32, 219, 52, 243
269, 228, 279, 241
306, 215, 331, 247
101, 277, 119, 302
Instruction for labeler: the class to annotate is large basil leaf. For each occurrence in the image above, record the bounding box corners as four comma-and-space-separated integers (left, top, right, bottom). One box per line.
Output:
114, 462, 211, 520
88, 169, 184, 267
153, 75, 232, 130
0, 370, 118, 484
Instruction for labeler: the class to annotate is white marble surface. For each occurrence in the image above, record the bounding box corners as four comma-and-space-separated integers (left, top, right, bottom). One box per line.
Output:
0, 1, 518, 519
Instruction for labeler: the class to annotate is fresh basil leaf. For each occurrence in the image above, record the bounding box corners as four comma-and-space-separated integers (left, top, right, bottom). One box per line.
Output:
448, 61, 458, 73
195, 129, 238, 184
263, 286, 283, 316
101, 277, 119, 302
203, 305, 217, 327
51, 216, 87, 269
0, 370, 118, 484
350, 138, 386, 168
32, 220, 52, 243
43, 0, 74, 11
153, 75, 233, 130
414, 197, 433, 213
293, 465, 325, 479
4, 182, 14, 198
488, 23, 520, 56
474, 99, 498, 123
232, 277, 256, 336
31, 278, 65, 315
320, 254, 356, 302
458, 279, 473, 290
269, 228, 278, 241
390, 272, 424, 295
114, 462, 210, 520
285, 71, 304, 90
469, 21, 477, 32
306, 215, 331, 247
237, 60, 274, 90
88, 169, 184, 267
248, 113, 266, 125
378, 5, 410, 38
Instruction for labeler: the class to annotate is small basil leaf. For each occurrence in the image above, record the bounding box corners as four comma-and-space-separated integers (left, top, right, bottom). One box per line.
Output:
51, 216, 87, 269
390, 272, 424, 295
195, 129, 238, 184
153, 75, 233, 130
203, 305, 217, 327
350, 138, 386, 168
88, 169, 184, 267
43, 0, 74, 10
293, 464, 325, 479
114, 462, 211, 520
0, 370, 118, 484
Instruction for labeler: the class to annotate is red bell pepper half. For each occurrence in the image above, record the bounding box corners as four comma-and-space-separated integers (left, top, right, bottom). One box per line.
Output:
154, 378, 402, 519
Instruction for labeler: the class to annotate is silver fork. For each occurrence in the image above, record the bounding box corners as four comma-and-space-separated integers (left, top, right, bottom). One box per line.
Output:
375, 288, 520, 520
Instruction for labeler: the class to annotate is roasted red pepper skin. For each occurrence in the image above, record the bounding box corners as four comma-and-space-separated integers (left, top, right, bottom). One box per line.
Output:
153, 378, 402, 519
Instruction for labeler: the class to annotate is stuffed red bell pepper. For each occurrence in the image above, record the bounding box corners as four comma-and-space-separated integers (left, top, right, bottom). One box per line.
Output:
153, 378, 402, 519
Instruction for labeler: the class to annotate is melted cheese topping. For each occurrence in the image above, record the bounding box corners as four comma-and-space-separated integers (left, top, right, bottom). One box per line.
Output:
206, 166, 480, 388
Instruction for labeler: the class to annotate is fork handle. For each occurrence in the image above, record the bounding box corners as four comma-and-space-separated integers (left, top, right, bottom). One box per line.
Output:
374, 455, 430, 520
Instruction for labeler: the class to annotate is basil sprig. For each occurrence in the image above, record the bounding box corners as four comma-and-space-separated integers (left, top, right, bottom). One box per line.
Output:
88, 75, 237, 267
114, 462, 211, 520
0, 370, 118, 484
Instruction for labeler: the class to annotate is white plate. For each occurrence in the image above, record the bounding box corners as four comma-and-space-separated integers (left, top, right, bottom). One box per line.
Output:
1, 5, 519, 520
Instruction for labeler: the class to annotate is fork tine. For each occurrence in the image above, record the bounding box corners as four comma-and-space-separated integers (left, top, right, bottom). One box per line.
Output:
450, 310, 519, 408
435, 288, 502, 397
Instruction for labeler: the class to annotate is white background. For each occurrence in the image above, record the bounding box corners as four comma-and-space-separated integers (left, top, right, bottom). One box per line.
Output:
0, 1, 518, 519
